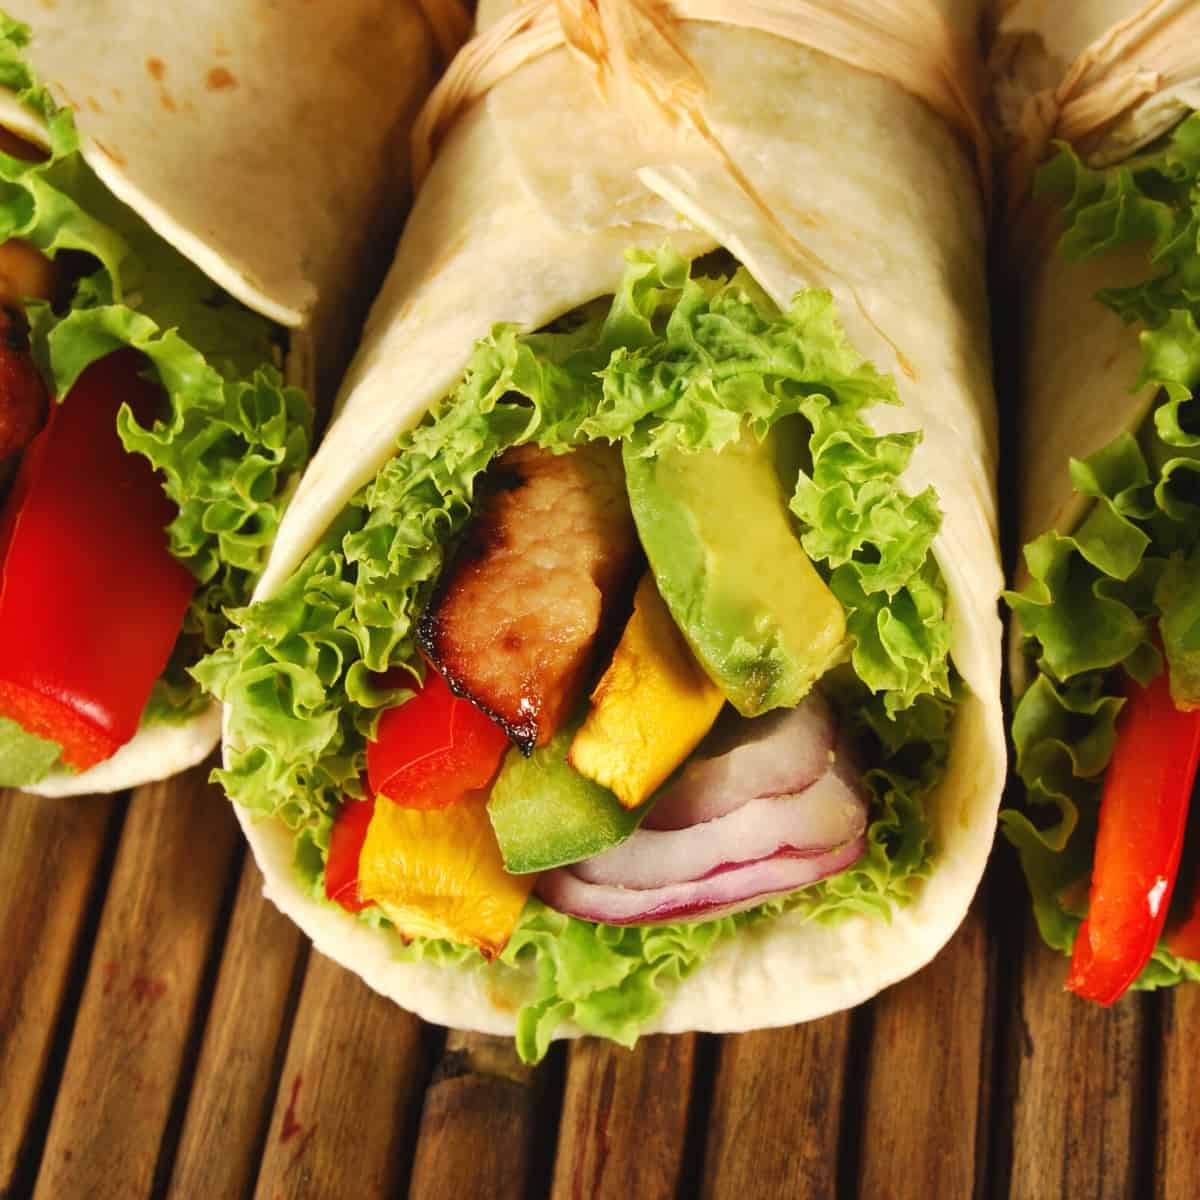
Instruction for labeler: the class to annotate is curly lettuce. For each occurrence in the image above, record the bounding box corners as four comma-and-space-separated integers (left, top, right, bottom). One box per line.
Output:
1006, 112, 1200, 987
0, 17, 311, 784
200, 244, 957, 1058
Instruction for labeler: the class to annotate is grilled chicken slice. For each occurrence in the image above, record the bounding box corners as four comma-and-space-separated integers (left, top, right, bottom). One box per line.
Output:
0, 139, 59, 467
419, 442, 640, 753
0, 237, 56, 310
0, 306, 47, 463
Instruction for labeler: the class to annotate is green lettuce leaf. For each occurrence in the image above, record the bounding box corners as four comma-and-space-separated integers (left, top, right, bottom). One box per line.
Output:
201, 245, 957, 1058
1008, 113, 1200, 984
0, 715, 63, 786
323, 683, 950, 1062
0, 18, 311, 725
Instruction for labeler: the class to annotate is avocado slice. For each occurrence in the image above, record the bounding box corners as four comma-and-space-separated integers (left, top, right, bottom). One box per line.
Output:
624, 426, 847, 717
487, 727, 649, 874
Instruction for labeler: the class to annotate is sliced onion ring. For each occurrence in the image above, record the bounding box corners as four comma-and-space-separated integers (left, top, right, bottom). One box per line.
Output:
536, 837, 867, 926
573, 770, 867, 890
644, 693, 835, 830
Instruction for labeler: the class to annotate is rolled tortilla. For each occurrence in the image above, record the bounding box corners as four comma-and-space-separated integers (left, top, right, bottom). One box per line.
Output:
993, 0, 1200, 586
0, 1, 444, 796
225, 0, 1005, 1039
994, 1, 1200, 983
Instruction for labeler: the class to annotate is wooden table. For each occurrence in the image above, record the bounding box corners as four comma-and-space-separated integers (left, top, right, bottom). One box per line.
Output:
2, 761, 1197, 1199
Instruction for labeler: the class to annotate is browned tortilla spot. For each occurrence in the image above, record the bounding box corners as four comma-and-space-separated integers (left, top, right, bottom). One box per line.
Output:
93, 139, 126, 167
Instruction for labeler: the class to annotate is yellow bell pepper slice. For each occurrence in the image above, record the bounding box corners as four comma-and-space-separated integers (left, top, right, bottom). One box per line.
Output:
357, 795, 534, 959
569, 573, 724, 809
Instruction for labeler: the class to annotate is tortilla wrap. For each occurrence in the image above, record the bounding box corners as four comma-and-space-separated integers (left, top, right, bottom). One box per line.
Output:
0, 1, 443, 796
993, 1, 1200, 993
227, 0, 1006, 1038
991, 0, 1200, 683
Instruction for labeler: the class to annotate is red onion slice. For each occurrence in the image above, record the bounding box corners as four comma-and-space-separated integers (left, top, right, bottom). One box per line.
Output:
572, 769, 867, 890
536, 837, 867, 925
644, 692, 835, 830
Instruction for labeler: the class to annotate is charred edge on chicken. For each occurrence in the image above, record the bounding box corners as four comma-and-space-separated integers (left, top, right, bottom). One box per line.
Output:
417, 443, 641, 756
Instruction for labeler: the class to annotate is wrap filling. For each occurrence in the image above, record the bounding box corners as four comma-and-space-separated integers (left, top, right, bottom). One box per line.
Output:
1006, 111, 1200, 1001
201, 246, 963, 1061
0, 19, 312, 786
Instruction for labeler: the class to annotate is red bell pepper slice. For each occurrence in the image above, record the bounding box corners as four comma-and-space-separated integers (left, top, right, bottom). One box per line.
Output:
1067, 666, 1200, 1004
325, 795, 377, 913
366, 666, 510, 809
1165, 817, 1200, 962
1166, 876, 1200, 962
0, 351, 196, 770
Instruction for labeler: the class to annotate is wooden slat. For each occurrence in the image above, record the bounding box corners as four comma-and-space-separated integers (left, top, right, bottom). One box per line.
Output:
1154, 984, 1200, 1200
165, 856, 305, 1200
856, 907, 990, 1199
409, 1031, 551, 1200
1005, 922, 1146, 1200
251, 951, 429, 1199
31, 766, 240, 1200
701, 1015, 852, 1199
0, 789, 119, 1195
551, 1035, 695, 1200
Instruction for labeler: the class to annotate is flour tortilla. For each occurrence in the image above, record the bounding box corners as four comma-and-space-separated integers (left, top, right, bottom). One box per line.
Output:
992, 0, 1200, 690
4, 1, 441, 797
992, 0, 1200, 168
231, 2, 1007, 1036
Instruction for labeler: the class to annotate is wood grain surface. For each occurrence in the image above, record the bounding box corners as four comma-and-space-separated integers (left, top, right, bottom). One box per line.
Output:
249, 951, 431, 1200
856, 905, 991, 1200
30, 765, 240, 1200
1156, 984, 1200, 1200
702, 1014, 852, 1197
1003, 917, 1151, 1200
553, 1035, 696, 1200
410, 1032, 554, 1200
3, 778, 1199, 1200
167, 856, 306, 1200
0, 789, 120, 1196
